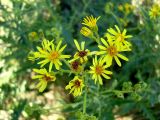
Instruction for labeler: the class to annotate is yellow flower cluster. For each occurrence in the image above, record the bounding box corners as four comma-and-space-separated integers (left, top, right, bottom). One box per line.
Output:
28, 15, 132, 97
149, 4, 160, 19
99, 25, 132, 67
66, 39, 91, 96
118, 3, 134, 15
65, 76, 85, 97
32, 68, 56, 92
65, 16, 132, 97
28, 39, 70, 92
80, 15, 100, 38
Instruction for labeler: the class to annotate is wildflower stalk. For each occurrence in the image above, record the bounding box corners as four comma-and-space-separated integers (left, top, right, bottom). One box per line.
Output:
83, 86, 87, 114
60, 69, 71, 73
109, 11, 121, 27
92, 36, 100, 44
95, 31, 100, 44
98, 84, 101, 118
62, 59, 71, 69
83, 74, 88, 114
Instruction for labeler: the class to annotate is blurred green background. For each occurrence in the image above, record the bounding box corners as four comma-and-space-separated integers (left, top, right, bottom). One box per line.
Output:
0, 0, 160, 120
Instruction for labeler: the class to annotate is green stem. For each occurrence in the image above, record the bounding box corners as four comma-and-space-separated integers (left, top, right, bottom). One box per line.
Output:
60, 69, 71, 73
109, 12, 121, 28
83, 74, 88, 114
95, 31, 100, 44
92, 34, 100, 44
83, 86, 87, 114
98, 84, 101, 118
62, 59, 71, 69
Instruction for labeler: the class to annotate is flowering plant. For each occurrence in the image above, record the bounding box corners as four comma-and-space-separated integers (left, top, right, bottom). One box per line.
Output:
28, 15, 134, 118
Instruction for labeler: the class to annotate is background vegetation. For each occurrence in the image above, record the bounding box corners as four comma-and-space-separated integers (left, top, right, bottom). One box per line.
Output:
0, 0, 160, 120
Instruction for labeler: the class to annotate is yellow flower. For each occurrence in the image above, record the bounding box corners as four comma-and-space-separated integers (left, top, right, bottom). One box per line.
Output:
73, 39, 90, 63
41, 38, 53, 49
28, 51, 37, 61
118, 5, 123, 11
32, 68, 56, 92
118, 3, 134, 15
28, 39, 52, 61
70, 60, 82, 73
34, 39, 71, 71
31, 39, 53, 59
149, 4, 160, 19
89, 56, 112, 85
28, 38, 51, 60
80, 27, 93, 37
97, 38, 130, 67
65, 76, 85, 97
28, 32, 39, 41
106, 25, 132, 47
82, 15, 100, 31
124, 3, 134, 15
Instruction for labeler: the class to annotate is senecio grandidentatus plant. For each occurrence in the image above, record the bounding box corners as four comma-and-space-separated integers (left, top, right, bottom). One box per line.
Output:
28, 15, 132, 116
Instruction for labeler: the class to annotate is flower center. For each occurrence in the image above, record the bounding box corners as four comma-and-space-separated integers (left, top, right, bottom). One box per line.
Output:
43, 75, 52, 81
78, 51, 87, 57
74, 80, 81, 87
49, 51, 59, 60
107, 46, 117, 56
71, 61, 79, 70
95, 65, 103, 75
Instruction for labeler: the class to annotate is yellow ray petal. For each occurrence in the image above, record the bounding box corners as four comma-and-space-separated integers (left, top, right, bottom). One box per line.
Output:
51, 43, 55, 50
32, 75, 43, 79
115, 25, 120, 33
98, 45, 107, 50
101, 38, 108, 47
33, 68, 47, 74
56, 41, 62, 51
39, 80, 47, 92
98, 75, 103, 85
96, 51, 106, 55
81, 41, 85, 50
95, 56, 98, 64
104, 55, 113, 66
74, 40, 81, 51
60, 55, 71, 59
108, 28, 117, 35
104, 70, 113, 75
114, 56, 121, 67
49, 62, 53, 72
122, 29, 127, 35
55, 63, 60, 70
102, 73, 110, 79
117, 54, 129, 61
59, 44, 67, 53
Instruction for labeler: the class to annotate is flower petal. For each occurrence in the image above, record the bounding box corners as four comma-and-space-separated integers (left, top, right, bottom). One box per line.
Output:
74, 40, 81, 51
101, 38, 108, 47
81, 41, 85, 50
59, 44, 67, 53
117, 54, 129, 61
98, 45, 107, 50
114, 56, 121, 67
56, 41, 62, 51
49, 62, 53, 72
